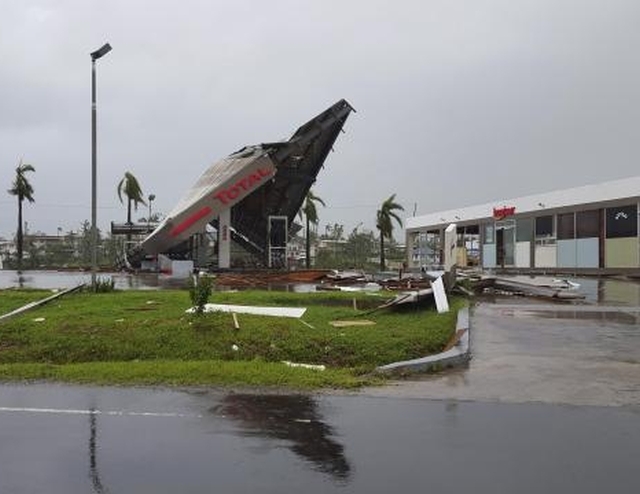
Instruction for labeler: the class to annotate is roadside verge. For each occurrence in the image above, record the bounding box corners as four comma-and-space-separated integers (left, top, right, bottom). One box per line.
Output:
375, 307, 470, 375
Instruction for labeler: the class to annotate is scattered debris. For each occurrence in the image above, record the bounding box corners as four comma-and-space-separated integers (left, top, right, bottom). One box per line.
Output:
215, 269, 329, 287
282, 361, 326, 371
431, 276, 450, 313
232, 313, 240, 330
32, 317, 46, 322
388, 288, 435, 306
329, 320, 376, 327
326, 269, 369, 284
186, 304, 307, 318
0, 284, 85, 323
480, 276, 586, 300
231, 344, 239, 352
316, 282, 382, 292
299, 320, 315, 329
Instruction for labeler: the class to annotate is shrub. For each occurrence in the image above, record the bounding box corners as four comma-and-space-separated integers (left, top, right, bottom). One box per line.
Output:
188, 274, 212, 315
83, 276, 115, 293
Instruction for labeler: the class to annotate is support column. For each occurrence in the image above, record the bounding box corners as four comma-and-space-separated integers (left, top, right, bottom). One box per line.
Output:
218, 208, 231, 269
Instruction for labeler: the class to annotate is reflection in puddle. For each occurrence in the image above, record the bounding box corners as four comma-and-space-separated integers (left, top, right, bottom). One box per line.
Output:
89, 410, 109, 494
501, 308, 640, 325
481, 277, 640, 306
212, 394, 351, 481
0, 270, 188, 290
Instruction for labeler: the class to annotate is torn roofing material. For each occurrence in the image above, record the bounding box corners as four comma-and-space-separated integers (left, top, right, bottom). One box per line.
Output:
137, 99, 354, 259
185, 303, 307, 318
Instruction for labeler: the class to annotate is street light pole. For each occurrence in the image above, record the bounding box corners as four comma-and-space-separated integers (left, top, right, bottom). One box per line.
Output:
147, 194, 156, 231
90, 43, 112, 290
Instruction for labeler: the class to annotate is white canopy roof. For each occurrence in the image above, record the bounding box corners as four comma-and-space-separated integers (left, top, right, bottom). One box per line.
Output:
407, 175, 640, 230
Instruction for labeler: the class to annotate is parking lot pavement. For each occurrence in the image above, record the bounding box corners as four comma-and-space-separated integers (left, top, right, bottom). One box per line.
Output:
363, 299, 640, 406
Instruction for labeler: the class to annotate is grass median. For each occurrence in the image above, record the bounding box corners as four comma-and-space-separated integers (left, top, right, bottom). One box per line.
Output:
0, 288, 464, 389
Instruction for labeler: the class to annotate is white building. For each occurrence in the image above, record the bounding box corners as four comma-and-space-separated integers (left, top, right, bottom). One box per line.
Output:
406, 176, 640, 273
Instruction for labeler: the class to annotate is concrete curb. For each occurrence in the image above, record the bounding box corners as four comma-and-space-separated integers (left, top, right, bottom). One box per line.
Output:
375, 307, 471, 375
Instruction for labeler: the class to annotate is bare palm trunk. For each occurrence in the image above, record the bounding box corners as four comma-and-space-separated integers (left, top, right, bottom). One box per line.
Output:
127, 198, 133, 224
305, 216, 311, 269
379, 234, 385, 271
17, 196, 23, 270
126, 198, 133, 242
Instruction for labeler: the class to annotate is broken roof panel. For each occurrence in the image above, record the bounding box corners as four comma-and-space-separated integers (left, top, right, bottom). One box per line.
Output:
137, 99, 354, 260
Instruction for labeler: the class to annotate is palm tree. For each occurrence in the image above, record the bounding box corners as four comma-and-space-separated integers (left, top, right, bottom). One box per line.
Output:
117, 172, 146, 225
376, 194, 404, 271
299, 190, 326, 268
8, 160, 35, 269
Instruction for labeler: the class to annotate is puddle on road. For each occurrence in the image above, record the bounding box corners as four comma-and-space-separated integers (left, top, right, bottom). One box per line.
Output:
499, 308, 640, 325
211, 394, 351, 481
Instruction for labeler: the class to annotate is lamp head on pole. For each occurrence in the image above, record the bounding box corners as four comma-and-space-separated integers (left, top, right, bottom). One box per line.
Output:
91, 43, 112, 61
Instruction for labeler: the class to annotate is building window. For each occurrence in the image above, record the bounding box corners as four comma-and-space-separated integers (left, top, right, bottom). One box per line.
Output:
557, 213, 575, 240
484, 224, 494, 244
576, 210, 600, 238
606, 205, 638, 238
516, 218, 533, 242
535, 215, 554, 238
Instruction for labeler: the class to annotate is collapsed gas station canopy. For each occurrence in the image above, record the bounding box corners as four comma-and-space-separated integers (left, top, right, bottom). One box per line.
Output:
136, 99, 354, 263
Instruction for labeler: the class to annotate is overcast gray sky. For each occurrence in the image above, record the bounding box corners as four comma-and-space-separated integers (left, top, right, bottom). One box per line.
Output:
2, 0, 640, 240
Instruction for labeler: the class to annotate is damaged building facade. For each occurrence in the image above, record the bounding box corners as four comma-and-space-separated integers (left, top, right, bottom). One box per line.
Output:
406, 176, 640, 274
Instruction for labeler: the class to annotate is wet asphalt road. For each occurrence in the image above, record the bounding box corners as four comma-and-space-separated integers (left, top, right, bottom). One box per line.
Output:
1, 281, 640, 493
0, 384, 639, 494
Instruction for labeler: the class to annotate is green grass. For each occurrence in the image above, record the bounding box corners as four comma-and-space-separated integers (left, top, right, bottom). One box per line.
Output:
0, 289, 465, 389
0, 360, 371, 389
0, 289, 55, 315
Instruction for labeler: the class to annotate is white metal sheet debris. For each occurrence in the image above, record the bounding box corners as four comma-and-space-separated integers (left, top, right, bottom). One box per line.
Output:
186, 304, 306, 318
431, 276, 450, 313
282, 361, 326, 371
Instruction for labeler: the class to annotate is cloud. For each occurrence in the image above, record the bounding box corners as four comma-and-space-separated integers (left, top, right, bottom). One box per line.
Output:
2, 0, 640, 240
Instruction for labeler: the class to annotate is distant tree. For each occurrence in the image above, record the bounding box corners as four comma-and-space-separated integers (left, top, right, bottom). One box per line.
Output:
117, 172, 146, 225
138, 212, 163, 223
298, 190, 326, 268
323, 223, 344, 241
376, 194, 404, 271
7, 160, 35, 269
79, 220, 93, 266
101, 231, 125, 268
347, 228, 375, 270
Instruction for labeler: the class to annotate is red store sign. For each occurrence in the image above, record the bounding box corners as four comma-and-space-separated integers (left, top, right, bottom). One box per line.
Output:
493, 206, 516, 220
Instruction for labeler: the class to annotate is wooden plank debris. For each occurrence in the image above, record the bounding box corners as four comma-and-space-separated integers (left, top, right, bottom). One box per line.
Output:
329, 320, 376, 327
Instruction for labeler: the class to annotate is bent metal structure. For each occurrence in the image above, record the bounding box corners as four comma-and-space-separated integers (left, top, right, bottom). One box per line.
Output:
129, 99, 354, 269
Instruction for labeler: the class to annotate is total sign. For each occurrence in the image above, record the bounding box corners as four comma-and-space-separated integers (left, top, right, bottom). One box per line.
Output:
139, 155, 276, 255
169, 161, 276, 238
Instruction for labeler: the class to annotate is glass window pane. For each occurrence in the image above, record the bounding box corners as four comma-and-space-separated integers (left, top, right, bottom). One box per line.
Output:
606, 205, 638, 238
535, 216, 554, 238
516, 218, 533, 242
576, 210, 600, 238
557, 213, 575, 240
484, 224, 494, 244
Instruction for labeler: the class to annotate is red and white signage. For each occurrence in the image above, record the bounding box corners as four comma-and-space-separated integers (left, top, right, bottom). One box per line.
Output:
493, 206, 516, 220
